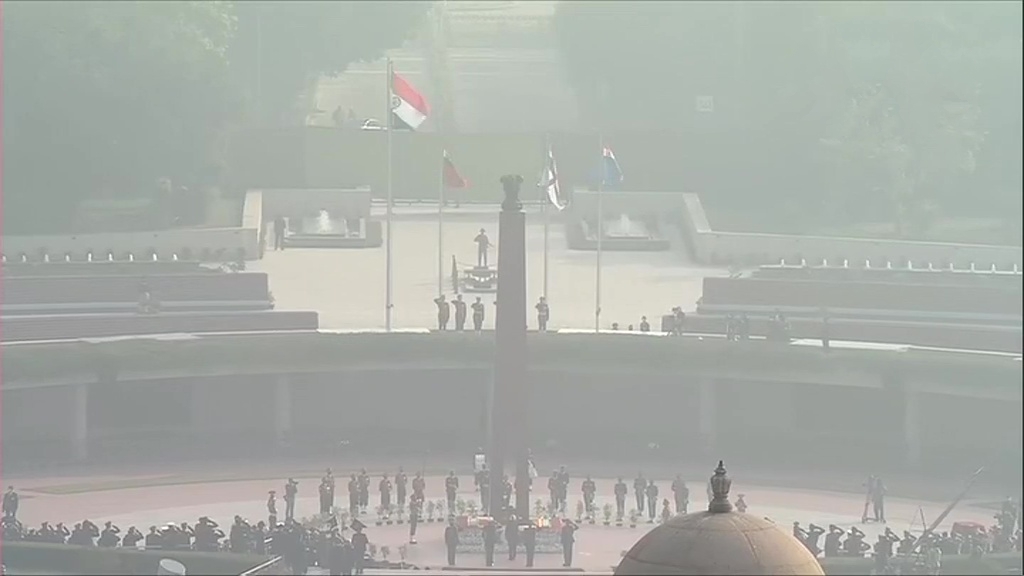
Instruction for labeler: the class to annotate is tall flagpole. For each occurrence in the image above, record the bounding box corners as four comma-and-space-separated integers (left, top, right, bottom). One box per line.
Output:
385, 58, 395, 331
438, 149, 445, 296
542, 135, 550, 299
595, 133, 603, 333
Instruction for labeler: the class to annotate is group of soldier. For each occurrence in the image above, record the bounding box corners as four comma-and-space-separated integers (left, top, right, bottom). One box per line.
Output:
432, 294, 551, 332
794, 513, 1022, 575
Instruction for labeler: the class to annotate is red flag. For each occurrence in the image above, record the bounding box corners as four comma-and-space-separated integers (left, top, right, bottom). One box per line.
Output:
443, 150, 469, 189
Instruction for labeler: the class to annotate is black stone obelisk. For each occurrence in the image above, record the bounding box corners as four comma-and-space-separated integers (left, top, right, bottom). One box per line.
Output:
488, 175, 531, 520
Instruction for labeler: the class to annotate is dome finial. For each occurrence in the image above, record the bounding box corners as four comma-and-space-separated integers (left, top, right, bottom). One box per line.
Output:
708, 460, 733, 513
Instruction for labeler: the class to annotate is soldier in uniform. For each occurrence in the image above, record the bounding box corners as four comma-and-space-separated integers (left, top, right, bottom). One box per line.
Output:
284, 479, 299, 522
347, 475, 360, 516
639, 316, 651, 332
475, 228, 491, 268
633, 473, 647, 515
357, 469, 370, 514
267, 490, 278, 527
824, 524, 844, 557
445, 471, 460, 510
453, 295, 468, 331
475, 464, 491, 513
536, 296, 550, 332
614, 478, 628, 519
793, 522, 809, 546
560, 519, 578, 567
412, 472, 426, 500
645, 480, 659, 522
671, 475, 689, 514
483, 519, 498, 567
805, 524, 825, 557
522, 521, 537, 567
548, 472, 561, 513
581, 476, 597, 519
379, 474, 393, 512
319, 478, 334, 515
395, 468, 408, 508
471, 297, 486, 332
871, 477, 887, 523
350, 520, 369, 575
2, 487, 18, 521
556, 466, 570, 513
444, 518, 459, 566
408, 491, 423, 544
273, 215, 287, 250
434, 295, 450, 330
505, 513, 520, 560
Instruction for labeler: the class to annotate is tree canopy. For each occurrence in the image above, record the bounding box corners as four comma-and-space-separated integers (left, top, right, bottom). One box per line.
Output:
3, 0, 427, 234
227, 1, 429, 125
554, 1, 1022, 236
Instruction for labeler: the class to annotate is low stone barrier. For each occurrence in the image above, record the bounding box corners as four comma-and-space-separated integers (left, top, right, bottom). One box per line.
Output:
680, 193, 1023, 269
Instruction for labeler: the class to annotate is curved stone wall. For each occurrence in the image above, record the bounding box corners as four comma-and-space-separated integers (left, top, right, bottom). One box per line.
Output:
2, 333, 1020, 483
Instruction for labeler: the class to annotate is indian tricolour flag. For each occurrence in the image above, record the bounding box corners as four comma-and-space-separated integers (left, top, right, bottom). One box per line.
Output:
390, 71, 430, 131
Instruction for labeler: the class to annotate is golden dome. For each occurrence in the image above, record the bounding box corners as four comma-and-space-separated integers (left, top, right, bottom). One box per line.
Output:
615, 462, 825, 576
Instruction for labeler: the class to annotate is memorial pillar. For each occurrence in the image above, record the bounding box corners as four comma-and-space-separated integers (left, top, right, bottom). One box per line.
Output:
904, 389, 922, 468
698, 378, 717, 454
489, 175, 530, 520
274, 374, 292, 446
72, 383, 89, 462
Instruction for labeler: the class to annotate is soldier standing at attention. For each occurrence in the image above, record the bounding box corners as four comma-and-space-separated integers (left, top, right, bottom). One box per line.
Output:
475, 228, 491, 268
2, 487, 19, 521
347, 475, 359, 516
284, 479, 298, 522
483, 519, 498, 567
408, 491, 423, 544
434, 295, 450, 330
614, 478, 628, 519
536, 296, 550, 332
645, 480, 659, 522
444, 518, 460, 566
471, 297, 486, 332
412, 472, 426, 500
445, 471, 460, 511
522, 522, 537, 567
633, 473, 647, 515
671, 475, 689, 514
639, 316, 651, 332
395, 468, 408, 508
273, 215, 287, 250
357, 469, 370, 514
505, 513, 520, 560
582, 476, 597, 519
453, 295, 468, 331
378, 474, 392, 512
267, 490, 278, 526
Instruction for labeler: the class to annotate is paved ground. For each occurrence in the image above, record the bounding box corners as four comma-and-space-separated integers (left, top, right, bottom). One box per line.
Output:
12, 466, 996, 573
251, 209, 727, 331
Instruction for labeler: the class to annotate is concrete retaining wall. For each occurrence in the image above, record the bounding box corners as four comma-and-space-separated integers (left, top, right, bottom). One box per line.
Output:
0, 188, 374, 264
680, 193, 1023, 269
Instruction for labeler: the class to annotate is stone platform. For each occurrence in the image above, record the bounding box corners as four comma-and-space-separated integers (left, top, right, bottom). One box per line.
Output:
9, 463, 998, 573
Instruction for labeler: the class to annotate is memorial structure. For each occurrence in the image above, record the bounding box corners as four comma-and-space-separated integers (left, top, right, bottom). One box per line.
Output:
488, 174, 531, 520
615, 461, 826, 575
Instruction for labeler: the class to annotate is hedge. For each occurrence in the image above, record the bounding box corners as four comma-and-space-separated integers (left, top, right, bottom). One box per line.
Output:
819, 552, 1022, 575
3, 332, 1019, 388
0, 541, 268, 575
